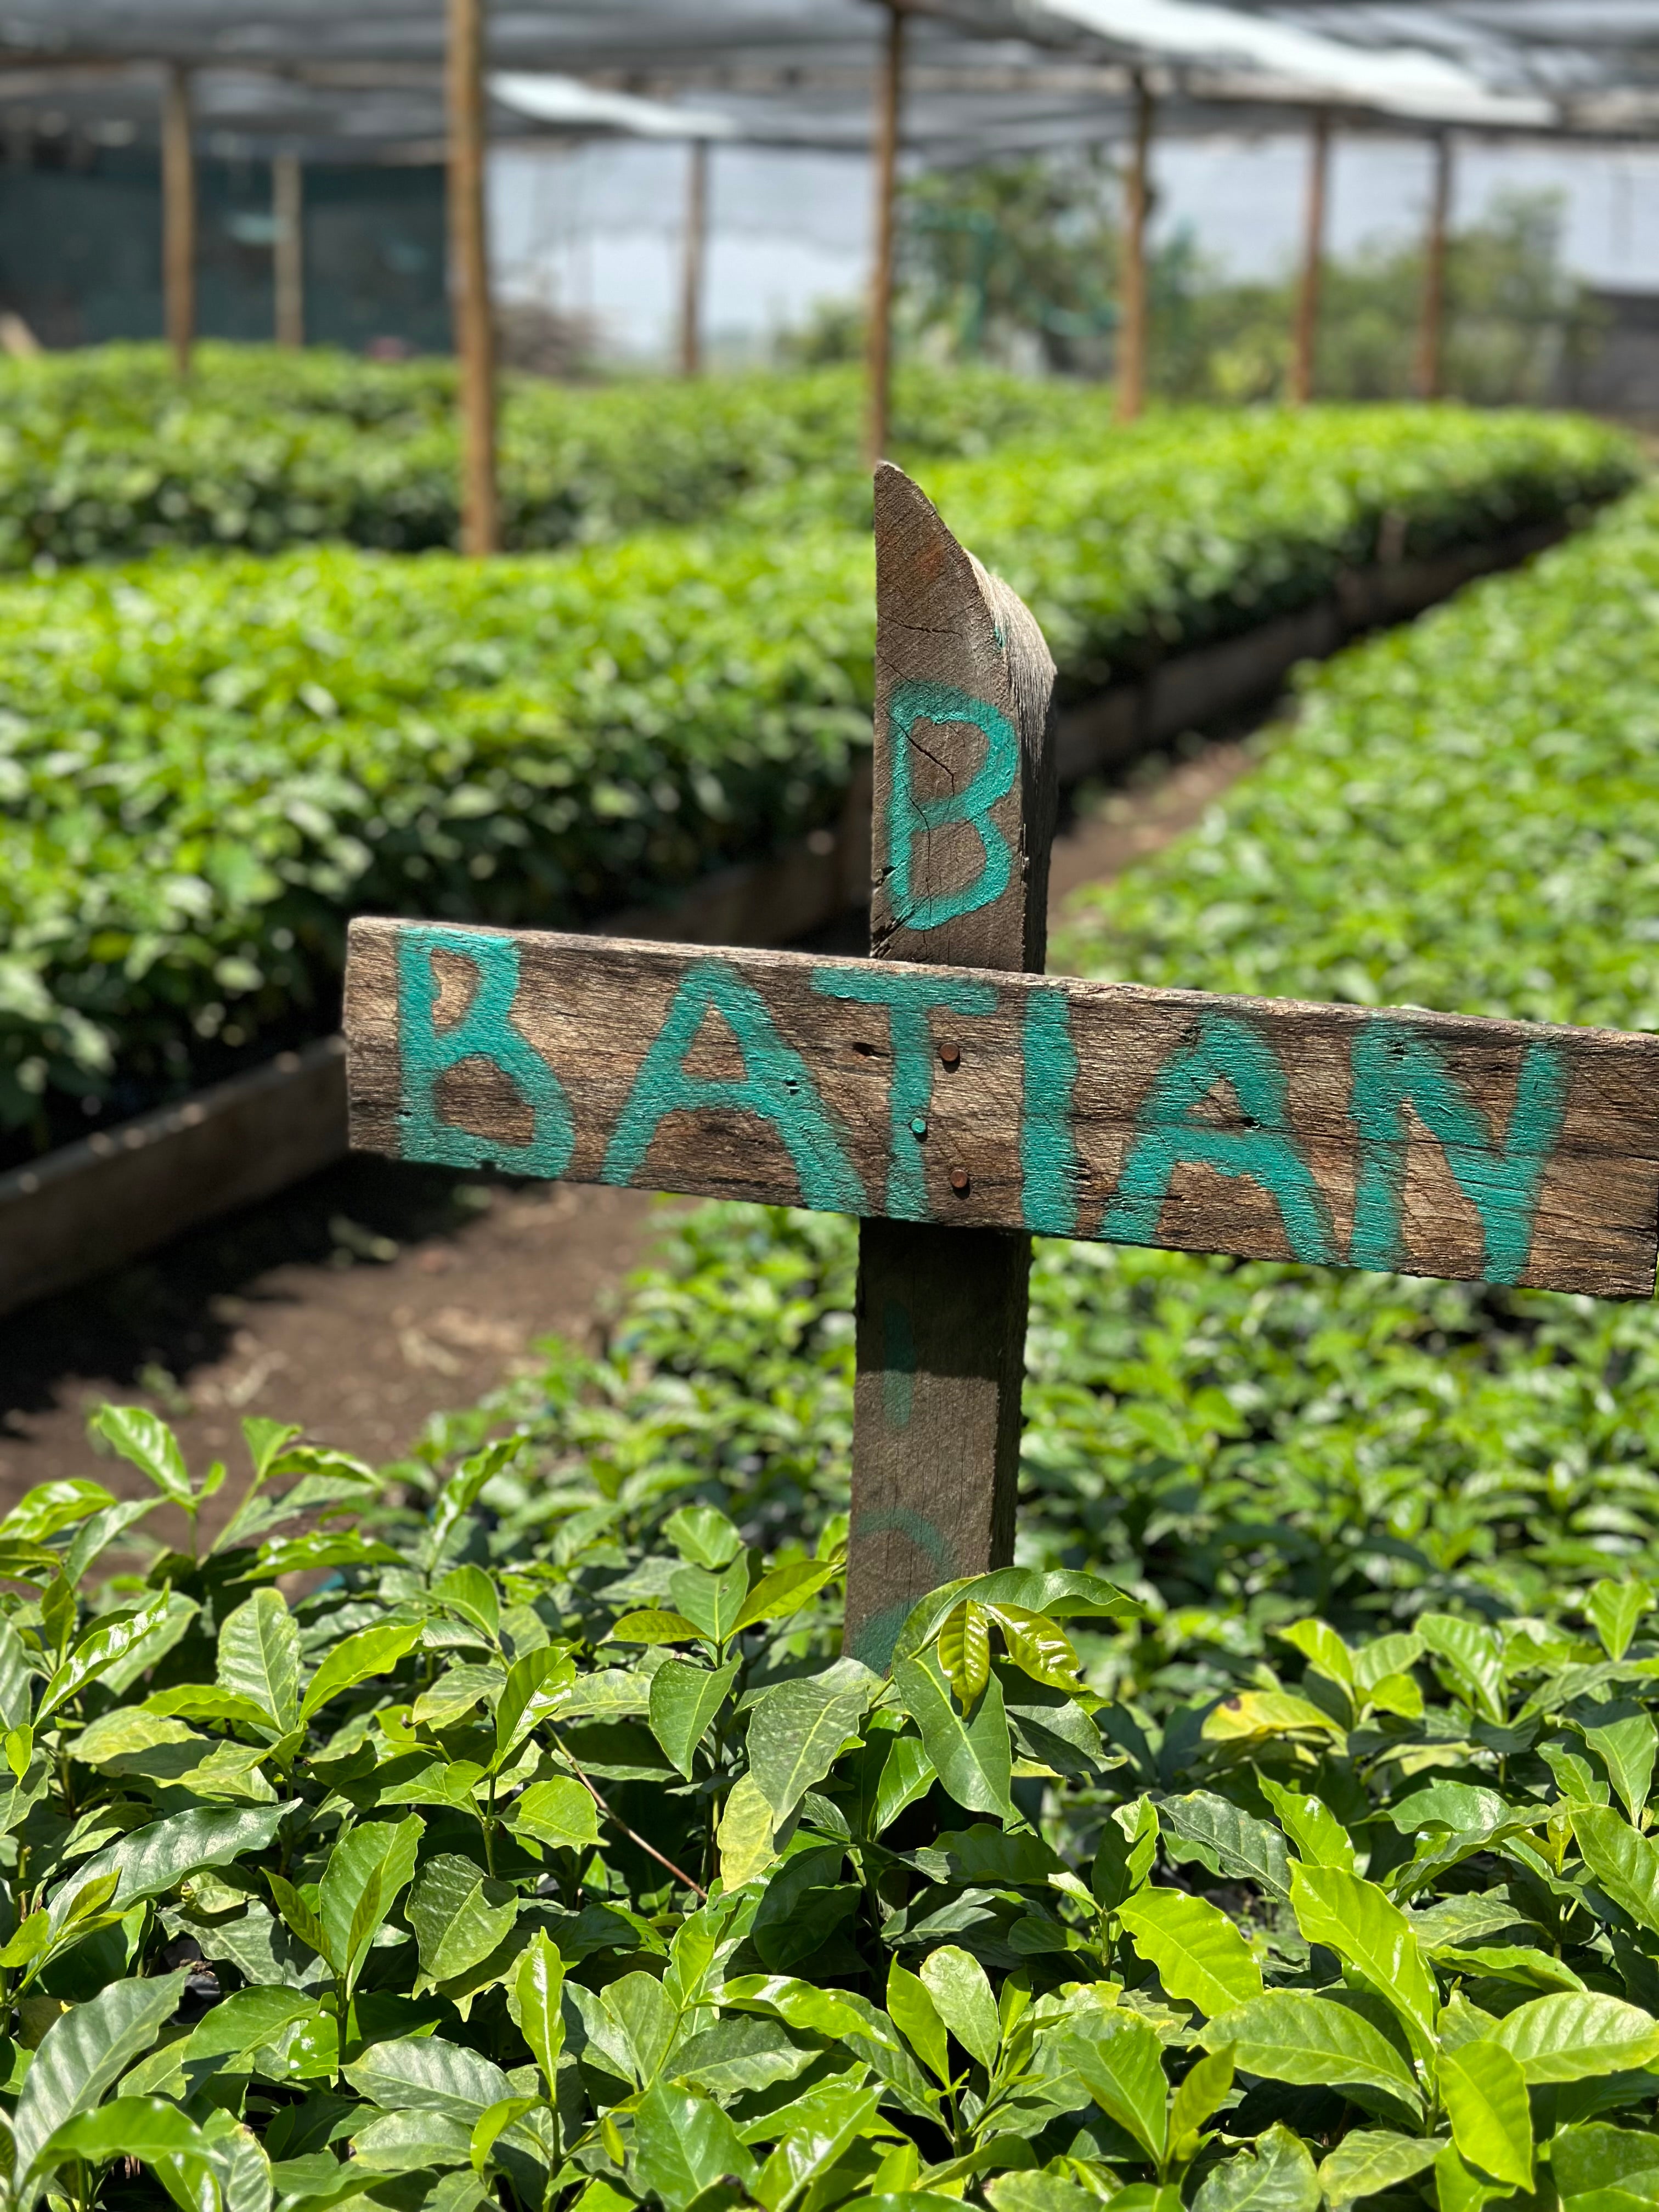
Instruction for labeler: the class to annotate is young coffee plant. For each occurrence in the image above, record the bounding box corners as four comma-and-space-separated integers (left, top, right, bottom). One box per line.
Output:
0, 1407, 1656, 2212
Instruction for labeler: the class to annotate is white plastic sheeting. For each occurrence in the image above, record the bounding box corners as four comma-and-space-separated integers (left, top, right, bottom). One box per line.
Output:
489, 74, 737, 140
1019, 0, 1551, 121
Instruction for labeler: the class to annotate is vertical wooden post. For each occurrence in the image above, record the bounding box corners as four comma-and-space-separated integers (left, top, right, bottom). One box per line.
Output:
865, 1, 905, 466
679, 139, 708, 378
448, 0, 499, 556
273, 151, 304, 349
1115, 71, 1153, 424
1414, 131, 1453, 402
1289, 108, 1330, 407
844, 464, 1058, 1667
161, 63, 195, 380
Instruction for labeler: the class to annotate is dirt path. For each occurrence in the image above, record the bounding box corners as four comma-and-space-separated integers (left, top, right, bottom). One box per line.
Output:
0, 736, 1251, 1505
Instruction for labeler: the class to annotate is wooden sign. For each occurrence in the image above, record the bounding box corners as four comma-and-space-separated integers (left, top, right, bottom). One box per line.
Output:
346, 925, 1659, 1302
343, 466, 1659, 1664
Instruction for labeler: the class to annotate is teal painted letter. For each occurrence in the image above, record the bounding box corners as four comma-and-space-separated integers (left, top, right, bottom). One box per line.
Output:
603, 958, 866, 1214
812, 967, 996, 1218
396, 925, 574, 1177
885, 680, 1020, 933
1021, 986, 1081, 1235
1102, 1013, 1334, 1263
1348, 1021, 1568, 1283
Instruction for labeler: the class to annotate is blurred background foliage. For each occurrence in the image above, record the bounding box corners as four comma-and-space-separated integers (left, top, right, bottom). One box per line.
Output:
782, 155, 1602, 410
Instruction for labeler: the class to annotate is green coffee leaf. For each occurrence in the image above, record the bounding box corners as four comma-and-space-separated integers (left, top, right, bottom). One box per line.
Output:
664, 1505, 743, 1570
1119, 1887, 1265, 2017
1201, 1993, 1420, 2108
509, 1777, 600, 1852
1192, 2124, 1319, 2212
635, 2081, 758, 2209
93, 1407, 192, 1507
718, 1771, 778, 1889
505, 1931, 565, 2090
920, 1946, 1000, 2071
65, 1802, 290, 1918
669, 1556, 751, 1647
408, 1854, 520, 1987
1159, 1791, 1293, 1902
648, 1658, 738, 1780
1288, 1863, 1437, 2062
345, 2034, 514, 2119
1318, 2131, 1441, 2209
753, 2079, 886, 2212
426, 1439, 521, 1572
1589, 1582, 1654, 1664
435, 1566, 500, 1646
36, 1590, 176, 1725
938, 1600, 991, 1707
1060, 2007, 1169, 2163
1275, 1619, 1355, 1692
986, 1604, 1086, 1693
887, 1960, 950, 2085
13, 1971, 190, 2207
492, 1646, 576, 1767
671, 2016, 815, 2096
1578, 1708, 1659, 1826
892, 1649, 1014, 1823
746, 1674, 872, 1822
267, 1873, 334, 1968
1258, 1779, 1356, 1871
1170, 2045, 1234, 2147
1418, 1615, 1506, 1725
43, 2094, 214, 2171
1440, 2038, 1532, 2189
1093, 1796, 1160, 1910
1490, 1993, 1659, 2084
730, 1560, 837, 1637
320, 1816, 420, 1989
299, 1621, 422, 1726
184, 1985, 319, 2069
470, 2095, 539, 2176
216, 1589, 300, 1735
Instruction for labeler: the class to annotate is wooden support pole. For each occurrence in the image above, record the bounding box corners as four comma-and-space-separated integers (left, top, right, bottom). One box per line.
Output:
1289, 108, 1330, 407
1414, 132, 1454, 402
679, 139, 709, 378
865, 1, 905, 467
843, 464, 1058, 1667
1115, 71, 1153, 424
448, 0, 499, 556
273, 152, 304, 349
161, 63, 195, 380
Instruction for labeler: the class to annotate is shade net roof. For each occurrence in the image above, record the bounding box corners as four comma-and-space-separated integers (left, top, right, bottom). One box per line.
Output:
1, 0, 1654, 158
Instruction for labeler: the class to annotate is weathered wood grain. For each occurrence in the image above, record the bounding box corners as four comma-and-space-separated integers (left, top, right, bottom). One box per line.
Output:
852, 466, 1058, 1664
868, 465, 1057, 971
345, 922, 1659, 1306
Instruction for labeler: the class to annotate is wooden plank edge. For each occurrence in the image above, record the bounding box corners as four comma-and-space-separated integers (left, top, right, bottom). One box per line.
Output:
0, 512, 1582, 1321
0, 1036, 348, 1319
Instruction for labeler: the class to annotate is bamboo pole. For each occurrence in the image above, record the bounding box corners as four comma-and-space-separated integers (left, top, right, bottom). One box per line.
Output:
679, 139, 709, 377
1289, 108, 1330, 407
1115, 71, 1153, 424
1413, 132, 1454, 402
161, 64, 195, 380
273, 151, 304, 348
448, 0, 499, 555
865, 1, 905, 467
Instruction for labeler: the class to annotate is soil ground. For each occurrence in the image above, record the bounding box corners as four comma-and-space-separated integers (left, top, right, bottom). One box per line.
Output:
0, 736, 1250, 1511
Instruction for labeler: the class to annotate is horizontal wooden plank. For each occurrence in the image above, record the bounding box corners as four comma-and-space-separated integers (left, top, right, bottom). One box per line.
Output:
345, 917, 1659, 1299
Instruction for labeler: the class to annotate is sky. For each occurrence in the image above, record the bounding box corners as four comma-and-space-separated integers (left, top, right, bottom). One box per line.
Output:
490, 130, 1659, 367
